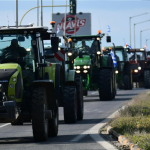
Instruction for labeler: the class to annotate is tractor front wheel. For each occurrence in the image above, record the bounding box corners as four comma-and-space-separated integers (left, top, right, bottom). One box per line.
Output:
144, 70, 150, 88
63, 86, 77, 123
75, 76, 84, 120
31, 87, 48, 141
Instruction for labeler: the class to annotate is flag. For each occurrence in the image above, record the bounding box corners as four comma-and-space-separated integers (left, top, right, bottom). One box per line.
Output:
110, 49, 117, 68
57, 27, 60, 34
127, 44, 132, 49
107, 25, 110, 32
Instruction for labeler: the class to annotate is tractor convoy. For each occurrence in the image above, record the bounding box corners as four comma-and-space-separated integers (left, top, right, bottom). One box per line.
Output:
65, 31, 116, 100
0, 23, 150, 143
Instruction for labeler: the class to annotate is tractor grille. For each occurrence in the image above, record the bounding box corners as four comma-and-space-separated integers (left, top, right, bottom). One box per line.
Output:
15, 73, 22, 99
131, 64, 138, 70
0, 69, 16, 96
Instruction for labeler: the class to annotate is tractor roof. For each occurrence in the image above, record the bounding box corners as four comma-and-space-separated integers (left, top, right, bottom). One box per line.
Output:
70, 35, 100, 39
130, 48, 146, 52
104, 46, 124, 50
0, 26, 48, 34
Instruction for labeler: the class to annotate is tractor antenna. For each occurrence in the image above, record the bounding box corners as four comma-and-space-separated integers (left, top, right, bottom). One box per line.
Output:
7, 14, 9, 27
98, 17, 101, 30
13, 9, 15, 25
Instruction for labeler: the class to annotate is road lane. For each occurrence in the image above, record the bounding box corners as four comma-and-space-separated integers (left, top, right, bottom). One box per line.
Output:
0, 88, 147, 150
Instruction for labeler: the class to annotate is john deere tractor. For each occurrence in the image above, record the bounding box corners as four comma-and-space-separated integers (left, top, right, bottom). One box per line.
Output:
44, 43, 83, 123
104, 45, 132, 90
64, 32, 116, 100
0, 25, 60, 141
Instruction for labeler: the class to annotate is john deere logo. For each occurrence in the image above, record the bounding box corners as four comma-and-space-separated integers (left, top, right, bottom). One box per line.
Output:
56, 15, 86, 34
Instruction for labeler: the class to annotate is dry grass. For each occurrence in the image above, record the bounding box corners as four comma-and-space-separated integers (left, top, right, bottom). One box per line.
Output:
110, 91, 150, 150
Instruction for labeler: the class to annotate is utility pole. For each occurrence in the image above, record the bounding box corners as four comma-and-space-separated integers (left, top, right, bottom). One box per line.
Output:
16, 0, 18, 27
40, 0, 43, 26
51, 0, 53, 21
37, 0, 39, 26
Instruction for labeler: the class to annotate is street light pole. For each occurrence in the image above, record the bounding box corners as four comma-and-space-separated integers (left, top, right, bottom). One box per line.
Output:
37, 0, 39, 26
129, 12, 148, 47
134, 19, 150, 48
140, 28, 150, 48
16, 0, 18, 27
146, 39, 150, 46
40, 0, 43, 26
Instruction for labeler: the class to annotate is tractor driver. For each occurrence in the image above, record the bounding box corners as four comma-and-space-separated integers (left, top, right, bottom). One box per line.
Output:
81, 41, 90, 53
1, 39, 27, 67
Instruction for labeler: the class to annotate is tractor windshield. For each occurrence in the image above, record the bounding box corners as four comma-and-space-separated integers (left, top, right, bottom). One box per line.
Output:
71, 38, 99, 55
115, 50, 124, 61
0, 34, 35, 71
128, 52, 145, 61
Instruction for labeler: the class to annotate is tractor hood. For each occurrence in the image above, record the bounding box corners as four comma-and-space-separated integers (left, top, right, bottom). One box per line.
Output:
0, 63, 23, 102
74, 55, 91, 66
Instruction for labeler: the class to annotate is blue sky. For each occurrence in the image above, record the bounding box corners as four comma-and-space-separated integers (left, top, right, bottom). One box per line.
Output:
0, 0, 150, 49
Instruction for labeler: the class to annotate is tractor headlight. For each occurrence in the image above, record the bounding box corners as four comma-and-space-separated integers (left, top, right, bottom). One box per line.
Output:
68, 52, 72, 56
97, 51, 101, 55
74, 66, 77, 69
83, 66, 87, 69
115, 70, 119, 74
134, 69, 138, 73
138, 66, 141, 70
10, 84, 14, 88
76, 70, 80, 73
87, 66, 90, 69
12, 77, 17, 82
83, 70, 88, 73
58, 47, 61, 51
0, 84, 2, 92
77, 66, 80, 69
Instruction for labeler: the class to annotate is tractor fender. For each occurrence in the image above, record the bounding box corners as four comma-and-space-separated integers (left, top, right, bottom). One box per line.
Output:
65, 70, 76, 81
65, 70, 76, 87
32, 80, 56, 110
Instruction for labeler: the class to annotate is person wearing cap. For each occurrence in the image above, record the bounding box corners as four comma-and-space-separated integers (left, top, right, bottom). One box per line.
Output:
1, 39, 27, 65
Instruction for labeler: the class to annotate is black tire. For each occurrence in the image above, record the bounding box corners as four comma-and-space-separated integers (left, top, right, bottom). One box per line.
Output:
124, 75, 129, 90
83, 90, 87, 96
48, 100, 59, 137
31, 87, 48, 141
63, 86, 77, 123
75, 76, 84, 120
144, 70, 150, 88
124, 63, 132, 90
99, 69, 113, 100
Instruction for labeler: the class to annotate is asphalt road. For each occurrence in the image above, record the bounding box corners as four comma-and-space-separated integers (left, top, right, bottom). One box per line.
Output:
0, 88, 147, 150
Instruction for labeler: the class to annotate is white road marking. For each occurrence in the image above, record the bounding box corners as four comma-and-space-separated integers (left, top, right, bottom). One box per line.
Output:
0, 123, 10, 128
91, 92, 98, 95
71, 107, 123, 150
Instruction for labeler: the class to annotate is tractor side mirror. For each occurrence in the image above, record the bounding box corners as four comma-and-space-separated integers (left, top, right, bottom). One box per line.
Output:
79, 51, 83, 58
126, 48, 130, 53
106, 36, 111, 42
51, 37, 59, 53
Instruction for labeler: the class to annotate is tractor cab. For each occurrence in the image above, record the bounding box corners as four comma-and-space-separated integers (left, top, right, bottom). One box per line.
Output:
129, 48, 147, 83
0, 25, 60, 141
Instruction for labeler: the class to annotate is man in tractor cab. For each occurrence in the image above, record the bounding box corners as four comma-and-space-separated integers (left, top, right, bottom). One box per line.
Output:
81, 40, 90, 53
1, 39, 27, 67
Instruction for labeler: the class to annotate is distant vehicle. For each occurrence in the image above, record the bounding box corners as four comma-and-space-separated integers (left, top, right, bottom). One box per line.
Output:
104, 46, 132, 90
129, 48, 150, 88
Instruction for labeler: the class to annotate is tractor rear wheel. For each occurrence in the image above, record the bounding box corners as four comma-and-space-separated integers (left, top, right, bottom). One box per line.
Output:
75, 76, 84, 120
144, 70, 150, 88
63, 86, 77, 123
31, 87, 48, 141
48, 101, 59, 137
124, 64, 132, 90
83, 90, 87, 96
124, 75, 129, 90
99, 69, 113, 100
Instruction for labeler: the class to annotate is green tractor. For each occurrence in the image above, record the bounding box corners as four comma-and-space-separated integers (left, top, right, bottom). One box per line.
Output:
0, 25, 60, 141
64, 32, 116, 100
44, 43, 83, 123
104, 45, 132, 90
